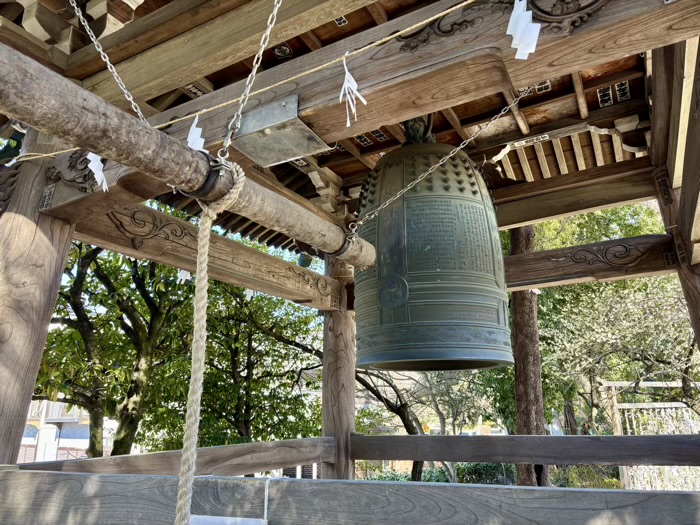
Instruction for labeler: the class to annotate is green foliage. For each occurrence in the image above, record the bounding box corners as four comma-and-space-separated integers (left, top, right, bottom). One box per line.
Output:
550, 466, 621, 489
365, 463, 516, 485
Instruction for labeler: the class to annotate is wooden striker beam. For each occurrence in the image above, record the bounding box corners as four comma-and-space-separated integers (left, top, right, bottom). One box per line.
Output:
0, 43, 375, 268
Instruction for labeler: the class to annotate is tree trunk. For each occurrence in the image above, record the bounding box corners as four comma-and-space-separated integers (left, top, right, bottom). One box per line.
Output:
87, 401, 105, 458
0, 130, 74, 463
564, 399, 578, 435
111, 354, 150, 456
510, 225, 549, 487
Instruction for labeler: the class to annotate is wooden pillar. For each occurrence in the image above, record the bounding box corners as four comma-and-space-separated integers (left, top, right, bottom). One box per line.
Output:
607, 386, 630, 489
0, 131, 74, 463
510, 225, 549, 487
321, 258, 355, 480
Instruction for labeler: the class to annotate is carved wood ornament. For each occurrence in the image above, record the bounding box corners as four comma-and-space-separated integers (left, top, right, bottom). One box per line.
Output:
397, 0, 611, 54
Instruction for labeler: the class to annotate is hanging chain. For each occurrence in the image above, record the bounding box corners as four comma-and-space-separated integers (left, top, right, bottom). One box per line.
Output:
352, 87, 533, 231
218, 0, 284, 160
68, 0, 148, 123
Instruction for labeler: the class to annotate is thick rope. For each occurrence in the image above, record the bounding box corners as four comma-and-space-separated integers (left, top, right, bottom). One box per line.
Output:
173, 163, 246, 525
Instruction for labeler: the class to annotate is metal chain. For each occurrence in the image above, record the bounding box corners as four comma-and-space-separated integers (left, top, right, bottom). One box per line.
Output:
218, 0, 284, 159
353, 87, 533, 230
68, 0, 148, 123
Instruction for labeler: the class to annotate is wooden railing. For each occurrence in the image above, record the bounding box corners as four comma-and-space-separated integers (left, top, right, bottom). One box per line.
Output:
2, 469, 700, 524
18, 437, 335, 476
351, 434, 700, 466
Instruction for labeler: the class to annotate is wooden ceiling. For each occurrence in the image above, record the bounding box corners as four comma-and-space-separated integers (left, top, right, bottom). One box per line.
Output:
0, 0, 691, 251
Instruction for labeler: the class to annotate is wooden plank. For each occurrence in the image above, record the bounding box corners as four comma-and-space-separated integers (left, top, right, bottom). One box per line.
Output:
572, 71, 589, 119
612, 132, 625, 162
339, 138, 375, 169
73, 204, 343, 310
618, 402, 687, 409
590, 131, 605, 166
440, 108, 471, 141
570, 133, 586, 171
678, 41, 700, 263
366, 2, 387, 24
492, 157, 653, 204
494, 159, 657, 230
351, 434, 700, 466
299, 30, 322, 51
19, 438, 335, 476
501, 152, 516, 180
651, 45, 675, 168
503, 89, 530, 135
3, 470, 700, 525
552, 137, 568, 174
533, 142, 550, 179
667, 37, 699, 188
516, 147, 534, 182
321, 260, 355, 479
67, 0, 248, 78
505, 234, 676, 292
82, 0, 378, 105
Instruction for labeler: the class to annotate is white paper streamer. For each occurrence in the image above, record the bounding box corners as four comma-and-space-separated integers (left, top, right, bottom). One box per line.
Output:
87, 152, 108, 192
506, 0, 541, 60
177, 269, 191, 284
187, 114, 207, 152
339, 52, 367, 127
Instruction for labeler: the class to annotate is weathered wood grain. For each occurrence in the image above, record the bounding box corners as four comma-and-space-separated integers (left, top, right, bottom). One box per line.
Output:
3, 471, 700, 525
20, 438, 335, 476
0, 15, 67, 72
0, 132, 74, 463
667, 37, 699, 188
651, 45, 675, 168
495, 163, 657, 230
350, 434, 700, 466
505, 234, 676, 292
321, 259, 355, 479
82, 0, 378, 105
66, 0, 249, 79
74, 204, 342, 310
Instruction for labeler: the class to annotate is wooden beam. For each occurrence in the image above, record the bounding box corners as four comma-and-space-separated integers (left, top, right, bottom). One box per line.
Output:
505, 234, 676, 292
570, 133, 586, 171
299, 30, 322, 51
0, 43, 376, 269
516, 147, 533, 182
590, 131, 605, 166
651, 44, 675, 168
366, 2, 387, 24
503, 88, 530, 135
351, 434, 700, 466
339, 138, 376, 169
321, 260, 355, 479
74, 204, 343, 310
440, 108, 471, 142
552, 137, 568, 174
501, 152, 516, 180
19, 438, 335, 476
144, 0, 696, 156
572, 71, 589, 119
667, 37, 699, 188
678, 41, 700, 263
82, 0, 378, 105
533, 142, 550, 179
4, 470, 700, 525
494, 158, 657, 230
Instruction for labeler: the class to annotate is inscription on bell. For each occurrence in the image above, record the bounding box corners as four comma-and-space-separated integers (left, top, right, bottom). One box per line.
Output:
406, 199, 493, 275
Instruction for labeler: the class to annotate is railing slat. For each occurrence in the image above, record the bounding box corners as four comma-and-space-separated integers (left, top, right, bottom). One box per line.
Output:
19, 437, 335, 476
351, 435, 700, 466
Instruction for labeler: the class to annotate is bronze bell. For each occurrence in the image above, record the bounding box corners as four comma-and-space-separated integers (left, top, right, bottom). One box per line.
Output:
354, 118, 513, 371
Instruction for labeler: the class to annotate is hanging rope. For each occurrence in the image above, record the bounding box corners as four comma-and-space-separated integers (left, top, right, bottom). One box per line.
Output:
173, 165, 246, 525
172, 1, 283, 523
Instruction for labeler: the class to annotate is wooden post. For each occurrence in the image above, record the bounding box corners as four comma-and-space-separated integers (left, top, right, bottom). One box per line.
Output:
607, 386, 630, 489
510, 225, 549, 487
321, 258, 355, 480
0, 130, 74, 463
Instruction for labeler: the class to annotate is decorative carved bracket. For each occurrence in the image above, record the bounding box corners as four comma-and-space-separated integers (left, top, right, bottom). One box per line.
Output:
45, 150, 98, 193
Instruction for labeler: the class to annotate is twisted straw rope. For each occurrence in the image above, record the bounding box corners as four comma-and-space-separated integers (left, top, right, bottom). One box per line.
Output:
173, 163, 246, 525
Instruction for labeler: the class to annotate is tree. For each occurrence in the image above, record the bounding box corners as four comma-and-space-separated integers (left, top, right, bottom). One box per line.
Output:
38, 243, 192, 456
